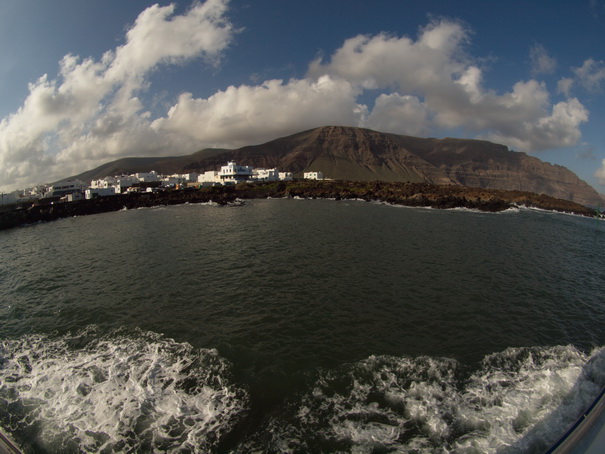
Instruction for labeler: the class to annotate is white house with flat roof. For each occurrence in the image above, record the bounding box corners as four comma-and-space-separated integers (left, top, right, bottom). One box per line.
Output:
253, 168, 280, 181
304, 171, 324, 180
90, 177, 116, 189
161, 176, 183, 187
170, 173, 199, 182
136, 171, 160, 183
46, 180, 88, 198
219, 161, 253, 184
85, 187, 117, 199
198, 170, 221, 186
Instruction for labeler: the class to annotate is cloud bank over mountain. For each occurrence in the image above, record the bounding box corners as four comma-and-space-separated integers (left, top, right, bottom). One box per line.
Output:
0, 0, 602, 191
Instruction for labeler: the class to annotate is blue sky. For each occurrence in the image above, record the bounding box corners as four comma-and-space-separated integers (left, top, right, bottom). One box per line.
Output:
1, 0, 604, 194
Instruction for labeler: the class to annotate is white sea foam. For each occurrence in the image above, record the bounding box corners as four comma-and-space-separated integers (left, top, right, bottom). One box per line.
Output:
3, 333, 603, 453
512, 203, 598, 221
240, 346, 605, 454
0, 328, 247, 452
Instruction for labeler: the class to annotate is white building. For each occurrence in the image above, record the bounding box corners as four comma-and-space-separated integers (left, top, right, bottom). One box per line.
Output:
253, 168, 280, 181
199, 162, 295, 185
161, 176, 183, 188
136, 171, 160, 183
111, 176, 139, 193
64, 192, 85, 202
304, 171, 324, 180
90, 177, 116, 189
198, 171, 221, 186
171, 173, 199, 182
85, 187, 117, 199
46, 179, 88, 197
27, 186, 46, 198
219, 161, 253, 184
90, 175, 139, 194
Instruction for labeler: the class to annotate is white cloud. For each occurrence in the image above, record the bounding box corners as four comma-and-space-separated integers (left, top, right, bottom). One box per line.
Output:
555, 58, 605, 100
307, 20, 471, 94
482, 98, 589, 152
0, 0, 234, 192
153, 76, 365, 148
574, 58, 605, 93
308, 20, 588, 153
529, 43, 556, 75
365, 94, 430, 136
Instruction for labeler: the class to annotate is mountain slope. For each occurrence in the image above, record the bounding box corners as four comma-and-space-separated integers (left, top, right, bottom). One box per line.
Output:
70, 126, 603, 207
385, 134, 601, 206
73, 148, 230, 182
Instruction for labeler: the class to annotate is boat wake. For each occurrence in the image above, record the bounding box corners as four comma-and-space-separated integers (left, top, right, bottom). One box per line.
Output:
237, 346, 605, 454
1, 328, 603, 453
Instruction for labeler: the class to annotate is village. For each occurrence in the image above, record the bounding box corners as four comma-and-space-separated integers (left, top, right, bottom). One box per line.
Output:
0, 162, 326, 207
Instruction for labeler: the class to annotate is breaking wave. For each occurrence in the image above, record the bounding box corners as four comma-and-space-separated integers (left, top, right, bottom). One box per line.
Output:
0, 327, 248, 453
236, 346, 605, 454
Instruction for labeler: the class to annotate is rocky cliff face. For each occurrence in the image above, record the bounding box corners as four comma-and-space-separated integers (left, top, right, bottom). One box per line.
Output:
73, 126, 603, 207
384, 134, 602, 207
227, 126, 602, 206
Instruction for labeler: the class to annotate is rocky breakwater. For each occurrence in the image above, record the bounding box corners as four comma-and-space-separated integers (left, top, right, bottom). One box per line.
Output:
0, 181, 596, 231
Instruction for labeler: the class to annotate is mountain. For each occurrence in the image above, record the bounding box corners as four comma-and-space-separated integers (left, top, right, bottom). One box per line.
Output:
71, 148, 230, 183
71, 126, 603, 207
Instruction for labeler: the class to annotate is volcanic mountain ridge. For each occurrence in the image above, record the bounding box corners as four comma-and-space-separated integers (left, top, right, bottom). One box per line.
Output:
73, 126, 603, 207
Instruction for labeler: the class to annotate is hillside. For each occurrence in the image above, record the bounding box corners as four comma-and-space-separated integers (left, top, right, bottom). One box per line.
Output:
70, 126, 603, 207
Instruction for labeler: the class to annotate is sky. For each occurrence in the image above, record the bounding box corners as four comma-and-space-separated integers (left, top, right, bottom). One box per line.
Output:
1, 0, 605, 194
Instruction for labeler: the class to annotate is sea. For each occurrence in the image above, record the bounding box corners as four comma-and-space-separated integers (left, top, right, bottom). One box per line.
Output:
0, 197, 604, 454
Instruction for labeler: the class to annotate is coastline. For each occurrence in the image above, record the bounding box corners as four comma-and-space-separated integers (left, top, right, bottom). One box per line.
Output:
0, 180, 597, 231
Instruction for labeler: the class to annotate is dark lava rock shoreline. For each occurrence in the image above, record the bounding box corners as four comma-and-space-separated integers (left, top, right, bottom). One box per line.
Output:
0, 180, 596, 231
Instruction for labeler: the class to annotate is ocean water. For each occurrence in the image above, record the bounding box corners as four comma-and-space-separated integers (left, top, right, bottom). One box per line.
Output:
0, 198, 604, 453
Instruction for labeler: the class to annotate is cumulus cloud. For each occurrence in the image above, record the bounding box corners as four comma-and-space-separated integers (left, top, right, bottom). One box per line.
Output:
529, 43, 556, 75
0, 0, 233, 191
309, 20, 588, 152
308, 21, 471, 93
481, 97, 588, 151
153, 76, 365, 147
365, 94, 430, 136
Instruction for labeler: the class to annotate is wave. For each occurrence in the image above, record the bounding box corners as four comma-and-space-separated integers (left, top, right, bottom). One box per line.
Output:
236, 346, 605, 454
0, 327, 247, 453
1, 329, 603, 453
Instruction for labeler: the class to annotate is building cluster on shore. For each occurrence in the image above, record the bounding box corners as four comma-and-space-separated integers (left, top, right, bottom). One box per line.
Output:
0, 162, 326, 206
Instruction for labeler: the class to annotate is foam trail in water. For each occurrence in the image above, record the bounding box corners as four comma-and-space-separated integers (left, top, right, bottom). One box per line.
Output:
235, 345, 605, 454
0, 327, 248, 452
